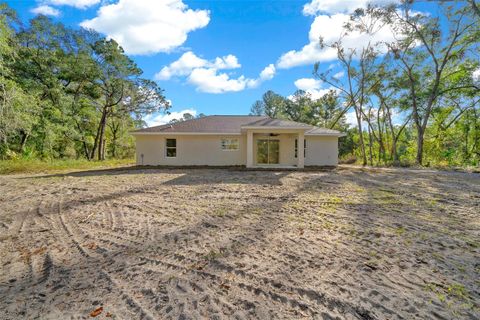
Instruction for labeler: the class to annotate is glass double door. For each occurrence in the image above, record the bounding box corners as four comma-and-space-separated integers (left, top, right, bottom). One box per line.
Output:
256, 139, 279, 164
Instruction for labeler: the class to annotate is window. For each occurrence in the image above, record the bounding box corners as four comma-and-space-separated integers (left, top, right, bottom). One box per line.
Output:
221, 138, 239, 151
294, 139, 306, 158
165, 138, 177, 157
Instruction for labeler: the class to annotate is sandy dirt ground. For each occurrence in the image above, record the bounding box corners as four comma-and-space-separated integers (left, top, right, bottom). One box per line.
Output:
0, 166, 479, 320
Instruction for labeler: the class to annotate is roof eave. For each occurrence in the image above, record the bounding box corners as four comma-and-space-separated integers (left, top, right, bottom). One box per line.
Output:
131, 132, 242, 136
241, 126, 312, 130
305, 133, 346, 137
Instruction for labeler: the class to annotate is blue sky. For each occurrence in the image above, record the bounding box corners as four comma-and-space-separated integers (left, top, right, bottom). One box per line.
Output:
7, 0, 435, 125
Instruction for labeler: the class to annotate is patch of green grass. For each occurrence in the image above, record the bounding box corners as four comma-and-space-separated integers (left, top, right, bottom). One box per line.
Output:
395, 226, 406, 236
0, 158, 134, 175
371, 189, 401, 205
322, 220, 334, 230
250, 207, 263, 215
329, 196, 343, 204
213, 207, 228, 217
425, 282, 473, 308
419, 233, 429, 241
318, 195, 343, 212
447, 283, 469, 300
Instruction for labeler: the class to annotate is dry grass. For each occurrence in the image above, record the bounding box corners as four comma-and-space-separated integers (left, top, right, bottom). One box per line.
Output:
0, 158, 134, 175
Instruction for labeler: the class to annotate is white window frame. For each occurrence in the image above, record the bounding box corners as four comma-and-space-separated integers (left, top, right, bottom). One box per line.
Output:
165, 138, 177, 158
221, 138, 239, 151
294, 139, 306, 158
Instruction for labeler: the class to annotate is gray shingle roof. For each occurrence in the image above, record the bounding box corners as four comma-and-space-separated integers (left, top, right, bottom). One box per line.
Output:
242, 117, 312, 128
133, 115, 343, 136
306, 127, 344, 135
134, 115, 267, 133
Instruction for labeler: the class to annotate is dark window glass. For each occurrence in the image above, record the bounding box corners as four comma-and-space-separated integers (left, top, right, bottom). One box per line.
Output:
166, 139, 177, 157
166, 148, 176, 157
294, 139, 306, 158
166, 139, 176, 148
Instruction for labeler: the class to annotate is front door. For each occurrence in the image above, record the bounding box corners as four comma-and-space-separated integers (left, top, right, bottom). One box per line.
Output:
256, 139, 280, 164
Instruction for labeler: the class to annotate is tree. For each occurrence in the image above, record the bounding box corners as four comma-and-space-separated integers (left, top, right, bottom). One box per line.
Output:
0, 9, 170, 161
314, 12, 383, 165
0, 5, 34, 156
89, 39, 169, 160
379, 1, 479, 164
249, 90, 286, 117
310, 90, 347, 130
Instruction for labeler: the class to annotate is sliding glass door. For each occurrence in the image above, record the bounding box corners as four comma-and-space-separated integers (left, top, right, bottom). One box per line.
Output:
256, 139, 279, 164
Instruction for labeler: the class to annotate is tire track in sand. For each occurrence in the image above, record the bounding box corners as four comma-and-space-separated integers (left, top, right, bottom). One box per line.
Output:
51, 195, 162, 319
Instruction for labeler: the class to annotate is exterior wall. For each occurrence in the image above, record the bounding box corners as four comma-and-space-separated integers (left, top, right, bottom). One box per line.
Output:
135, 135, 246, 166
134, 134, 339, 167
305, 136, 339, 166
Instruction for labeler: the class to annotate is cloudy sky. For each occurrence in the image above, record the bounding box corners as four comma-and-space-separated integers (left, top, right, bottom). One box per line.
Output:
10, 0, 431, 125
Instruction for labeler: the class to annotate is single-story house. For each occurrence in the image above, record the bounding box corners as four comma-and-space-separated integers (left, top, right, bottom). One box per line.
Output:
132, 115, 345, 168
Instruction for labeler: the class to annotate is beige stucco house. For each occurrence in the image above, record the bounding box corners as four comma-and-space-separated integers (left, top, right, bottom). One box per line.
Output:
132, 115, 344, 168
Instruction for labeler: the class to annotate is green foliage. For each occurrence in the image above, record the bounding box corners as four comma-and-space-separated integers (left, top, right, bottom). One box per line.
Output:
250, 89, 355, 157
312, 1, 479, 167
249, 90, 287, 118
0, 5, 169, 161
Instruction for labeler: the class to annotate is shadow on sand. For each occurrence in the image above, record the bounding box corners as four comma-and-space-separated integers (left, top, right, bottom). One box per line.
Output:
21, 165, 335, 184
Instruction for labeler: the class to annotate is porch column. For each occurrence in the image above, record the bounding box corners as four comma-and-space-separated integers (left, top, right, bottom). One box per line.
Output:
297, 131, 305, 169
246, 130, 254, 168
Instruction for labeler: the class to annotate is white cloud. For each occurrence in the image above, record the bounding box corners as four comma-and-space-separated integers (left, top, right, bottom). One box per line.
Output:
277, 13, 397, 69
333, 71, 344, 79
303, 0, 395, 15
278, 0, 402, 69
259, 64, 276, 81
345, 111, 358, 126
144, 108, 197, 126
48, 0, 100, 9
212, 55, 241, 70
294, 78, 322, 91
156, 52, 276, 94
80, 0, 210, 55
293, 77, 332, 100
31, 5, 60, 16
245, 64, 277, 89
155, 51, 240, 81
188, 69, 250, 93
473, 68, 480, 83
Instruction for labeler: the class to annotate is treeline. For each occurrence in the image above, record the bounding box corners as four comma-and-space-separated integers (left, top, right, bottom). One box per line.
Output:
250, 89, 355, 158
252, 1, 480, 167
0, 4, 169, 161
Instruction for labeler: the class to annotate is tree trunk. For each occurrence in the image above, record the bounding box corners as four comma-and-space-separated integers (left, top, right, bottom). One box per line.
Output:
82, 140, 90, 160
109, 122, 120, 159
19, 131, 29, 153
416, 128, 424, 165
91, 109, 108, 161
391, 138, 398, 164
97, 122, 106, 161
100, 137, 106, 161
111, 137, 116, 158
367, 123, 373, 166
355, 109, 367, 166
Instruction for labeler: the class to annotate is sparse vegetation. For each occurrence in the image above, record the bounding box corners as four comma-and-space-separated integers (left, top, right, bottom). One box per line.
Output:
0, 158, 134, 175
0, 166, 478, 319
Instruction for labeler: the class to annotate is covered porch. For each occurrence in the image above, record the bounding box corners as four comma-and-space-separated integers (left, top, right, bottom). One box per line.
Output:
244, 128, 308, 169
